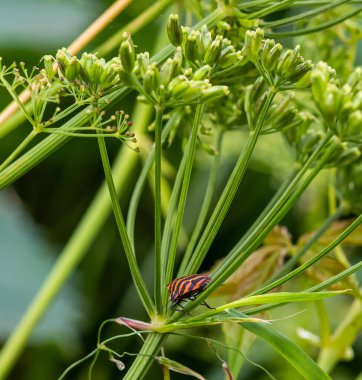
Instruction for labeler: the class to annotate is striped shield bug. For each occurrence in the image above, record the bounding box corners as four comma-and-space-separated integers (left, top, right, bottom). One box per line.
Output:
167, 274, 214, 312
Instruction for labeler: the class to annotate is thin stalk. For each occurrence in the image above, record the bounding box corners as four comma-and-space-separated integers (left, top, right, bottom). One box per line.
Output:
96, 130, 155, 316
126, 111, 180, 250
247, 0, 298, 19
123, 333, 165, 380
261, 0, 351, 28
154, 106, 164, 311
267, 205, 344, 282
183, 91, 276, 276
178, 128, 223, 275
0, 129, 38, 172
170, 135, 335, 319
267, 6, 362, 37
164, 104, 205, 295
243, 213, 362, 316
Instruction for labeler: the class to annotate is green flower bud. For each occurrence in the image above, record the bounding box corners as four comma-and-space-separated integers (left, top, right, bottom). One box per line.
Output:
143, 64, 161, 95
347, 110, 362, 137
119, 33, 135, 72
261, 39, 275, 63
88, 59, 104, 85
275, 49, 293, 76
160, 58, 177, 86
251, 28, 264, 56
193, 65, 211, 80
174, 85, 202, 102
249, 76, 265, 104
295, 70, 312, 89
117, 65, 133, 87
322, 84, 341, 124
137, 52, 149, 76
43, 55, 55, 80
287, 61, 313, 83
351, 91, 362, 110
338, 147, 361, 166
311, 68, 330, 106
55, 49, 70, 76
167, 14, 183, 46
200, 25, 212, 51
204, 35, 222, 65
264, 43, 282, 71
201, 85, 229, 102
185, 31, 199, 62
300, 131, 324, 154
65, 57, 81, 82
100, 64, 118, 88
80, 52, 97, 73
254, 92, 268, 123
170, 78, 190, 98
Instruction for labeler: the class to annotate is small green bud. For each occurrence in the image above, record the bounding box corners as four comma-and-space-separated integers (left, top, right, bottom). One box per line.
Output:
143, 64, 161, 95
275, 49, 293, 76
65, 57, 81, 82
100, 63, 118, 88
170, 78, 190, 98
117, 66, 133, 87
174, 85, 202, 102
295, 70, 312, 89
300, 131, 324, 154
43, 55, 55, 80
201, 85, 229, 102
181, 26, 190, 47
204, 35, 222, 65
311, 68, 330, 106
253, 92, 268, 123
347, 110, 362, 136
185, 31, 199, 62
55, 49, 70, 76
137, 52, 149, 76
200, 25, 212, 50
338, 147, 361, 166
119, 33, 135, 72
251, 28, 264, 56
193, 65, 211, 80
88, 59, 104, 85
351, 91, 362, 110
261, 39, 275, 63
167, 14, 183, 46
80, 52, 97, 73
249, 76, 265, 104
264, 43, 282, 71
287, 61, 313, 83
160, 58, 177, 86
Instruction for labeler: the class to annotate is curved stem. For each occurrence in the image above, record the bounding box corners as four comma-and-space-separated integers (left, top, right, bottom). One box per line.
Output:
183, 91, 276, 277
126, 111, 180, 250
97, 130, 155, 316
154, 106, 164, 311
0, 129, 38, 172
178, 128, 223, 275
164, 104, 205, 297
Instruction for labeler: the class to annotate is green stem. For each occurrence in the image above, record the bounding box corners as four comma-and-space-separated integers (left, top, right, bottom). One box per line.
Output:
267, 6, 362, 37
243, 213, 362, 315
97, 130, 155, 316
164, 104, 205, 295
246, 0, 298, 19
261, 0, 351, 28
183, 91, 276, 276
123, 333, 165, 380
171, 134, 335, 319
126, 111, 180, 250
0, 129, 38, 172
178, 128, 223, 275
154, 106, 164, 311
0, 103, 150, 380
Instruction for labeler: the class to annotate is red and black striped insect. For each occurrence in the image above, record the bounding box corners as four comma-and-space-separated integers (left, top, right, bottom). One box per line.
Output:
167, 274, 214, 312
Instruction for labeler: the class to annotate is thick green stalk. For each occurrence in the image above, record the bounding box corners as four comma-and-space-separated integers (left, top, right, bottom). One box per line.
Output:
183, 91, 276, 276
164, 104, 205, 295
123, 333, 166, 380
178, 129, 223, 275
0, 103, 150, 380
154, 106, 164, 311
97, 131, 155, 316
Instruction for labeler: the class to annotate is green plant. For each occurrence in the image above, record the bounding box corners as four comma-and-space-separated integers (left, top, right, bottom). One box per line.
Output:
1, 1, 362, 379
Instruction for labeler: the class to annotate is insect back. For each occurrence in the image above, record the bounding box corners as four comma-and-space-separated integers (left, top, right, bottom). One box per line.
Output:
167, 274, 214, 313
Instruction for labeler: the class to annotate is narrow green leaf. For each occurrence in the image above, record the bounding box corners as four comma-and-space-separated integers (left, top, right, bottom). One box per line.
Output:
156, 356, 206, 380
233, 310, 332, 380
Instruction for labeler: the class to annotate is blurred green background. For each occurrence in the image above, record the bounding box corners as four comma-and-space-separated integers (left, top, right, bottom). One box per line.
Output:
1, 1, 362, 379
